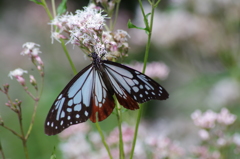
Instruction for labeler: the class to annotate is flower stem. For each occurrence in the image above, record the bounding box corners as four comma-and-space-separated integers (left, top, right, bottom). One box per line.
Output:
116, 101, 125, 159
130, 0, 157, 158
17, 104, 29, 159
0, 141, 5, 159
111, 0, 121, 31
60, 39, 77, 75
41, 0, 53, 20
95, 121, 113, 159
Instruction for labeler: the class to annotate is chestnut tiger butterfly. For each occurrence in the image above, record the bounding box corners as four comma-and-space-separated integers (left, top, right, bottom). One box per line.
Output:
45, 52, 169, 135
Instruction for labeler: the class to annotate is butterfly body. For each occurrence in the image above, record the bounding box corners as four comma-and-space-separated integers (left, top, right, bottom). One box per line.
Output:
45, 52, 169, 135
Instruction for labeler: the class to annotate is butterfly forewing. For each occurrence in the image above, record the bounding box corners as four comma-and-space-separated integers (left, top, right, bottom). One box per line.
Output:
45, 64, 94, 135
103, 60, 169, 103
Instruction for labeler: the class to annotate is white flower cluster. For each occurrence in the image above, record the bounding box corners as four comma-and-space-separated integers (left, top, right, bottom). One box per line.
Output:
50, 4, 130, 60
8, 42, 43, 86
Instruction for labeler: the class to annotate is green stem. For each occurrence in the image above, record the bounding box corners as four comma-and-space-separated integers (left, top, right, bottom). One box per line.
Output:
51, 0, 56, 18
17, 106, 29, 159
26, 70, 44, 139
25, 100, 39, 140
111, 0, 121, 31
41, 0, 53, 20
116, 101, 124, 159
60, 39, 77, 75
130, 0, 156, 158
95, 122, 113, 159
1, 125, 22, 139
0, 141, 5, 159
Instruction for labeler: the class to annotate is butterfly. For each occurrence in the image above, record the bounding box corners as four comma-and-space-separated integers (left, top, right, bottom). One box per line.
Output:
45, 52, 169, 135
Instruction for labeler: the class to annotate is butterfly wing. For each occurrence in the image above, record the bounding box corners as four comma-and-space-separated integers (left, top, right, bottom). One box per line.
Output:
45, 63, 117, 135
45, 64, 95, 135
102, 60, 169, 109
89, 69, 115, 123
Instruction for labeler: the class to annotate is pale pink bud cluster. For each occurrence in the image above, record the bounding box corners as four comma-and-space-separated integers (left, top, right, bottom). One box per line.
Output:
191, 109, 218, 129
145, 135, 185, 159
50, 4, 130, 60
191, 108, 237, 149
192, 146, 220, 159
59, 122, 185, 159
21, 42, 43, 67
8, 68, 28, 86
127, 61, 170, 80
191, 108, 236, 129
103, 30, 130, 60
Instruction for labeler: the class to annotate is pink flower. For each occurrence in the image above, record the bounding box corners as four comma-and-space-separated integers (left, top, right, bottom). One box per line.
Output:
8, 68, 28, 86
191, 109, 217, 128
21, 42, 43, 66
217, 108, 236, 125
127, 61, 170, 80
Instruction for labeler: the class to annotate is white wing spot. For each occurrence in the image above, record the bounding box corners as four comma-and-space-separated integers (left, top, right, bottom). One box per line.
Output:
135, 71, 140, 74
152, 92, 155, 95
145, 91, 148, 94
60, 111, 65, 118
140, 85, 143, 89
68, 99, 73, 106
133, 95, 137, 100
159, 87, 162, 90
76, 114, 80, 118
47, 121, 50, 126
139, 94, 143, 98
145, 85, 150, 90
67, 108, 72, 113
85, 111, 89, 117
133, 86, 139, 93
51, 122, 54, 127
67, 116, 71, 120
58, 94, 63, 99
60, 120, 63, 125
133, 79, 139, 85
74, 104, 82, 111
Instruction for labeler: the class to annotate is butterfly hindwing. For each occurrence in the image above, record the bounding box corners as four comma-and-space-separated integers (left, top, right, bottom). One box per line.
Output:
103, 60, 169, 104
89, 69, 115, 122
45, 64, 94, 135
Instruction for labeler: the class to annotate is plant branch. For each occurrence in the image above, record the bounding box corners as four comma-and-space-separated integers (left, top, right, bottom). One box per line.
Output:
116, 101, 125, 159
130, 0, 157, 158
95, 121, 113, 159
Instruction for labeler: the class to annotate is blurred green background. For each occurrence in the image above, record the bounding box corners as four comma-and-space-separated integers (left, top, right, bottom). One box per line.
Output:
0, 0, 239, 158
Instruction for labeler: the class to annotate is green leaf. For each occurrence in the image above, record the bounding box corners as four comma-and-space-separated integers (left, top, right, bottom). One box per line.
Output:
50, 147, 57, 159
127, 19, 144, 30
57, 0, 67, 15
145, 12, 151, 19
29, 0, 44, 5
127, 20, 150, 34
